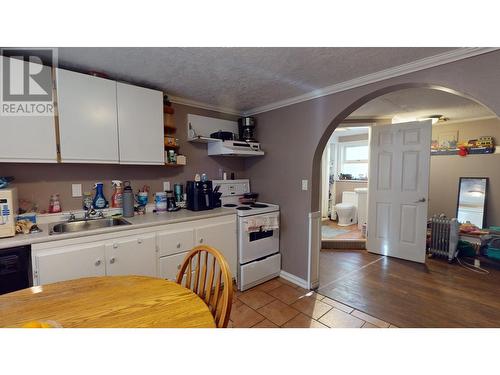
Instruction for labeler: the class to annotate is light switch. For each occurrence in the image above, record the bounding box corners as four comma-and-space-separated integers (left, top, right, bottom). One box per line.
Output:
72, 183, 82, 197
301, 179, 308, 191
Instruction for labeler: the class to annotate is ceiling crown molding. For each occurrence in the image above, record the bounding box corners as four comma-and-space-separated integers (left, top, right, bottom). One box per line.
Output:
243, 47, 500, 116
169, 95, 242, 116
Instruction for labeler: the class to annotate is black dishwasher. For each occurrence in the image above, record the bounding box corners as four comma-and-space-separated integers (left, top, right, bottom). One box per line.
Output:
0, 245, 31, 295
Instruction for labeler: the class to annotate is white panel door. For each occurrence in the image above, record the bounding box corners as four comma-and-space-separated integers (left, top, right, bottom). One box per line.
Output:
34, 242, 106, 285
105, 233, 157, 277
367, 120, 432, 263
0, 57, 57, 163
56, 69, 119, 163
194, 219, 237, 278
116, 82, 164, 165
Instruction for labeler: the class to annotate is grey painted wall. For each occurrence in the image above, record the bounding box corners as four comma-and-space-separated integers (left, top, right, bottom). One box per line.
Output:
245, 51, 500, 280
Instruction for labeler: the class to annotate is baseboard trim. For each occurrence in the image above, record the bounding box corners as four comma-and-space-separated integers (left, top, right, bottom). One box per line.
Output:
279, 270, 309, 290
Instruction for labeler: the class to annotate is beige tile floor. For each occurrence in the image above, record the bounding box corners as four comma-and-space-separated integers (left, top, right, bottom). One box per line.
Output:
229, 277, 398, 328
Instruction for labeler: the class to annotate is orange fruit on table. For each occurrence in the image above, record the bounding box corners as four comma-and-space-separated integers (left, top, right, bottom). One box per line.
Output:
22, 321, 53, 328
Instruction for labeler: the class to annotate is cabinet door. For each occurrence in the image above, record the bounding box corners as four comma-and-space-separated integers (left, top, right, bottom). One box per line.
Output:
159, 252, 196, 283
116, 82, 164, 165
195, 219, 237, 278
157, 228, 194, 257
105, 233, 157, 277
56, 69, 119, 163
34, 242, 105, 285
0, 57, 57, 163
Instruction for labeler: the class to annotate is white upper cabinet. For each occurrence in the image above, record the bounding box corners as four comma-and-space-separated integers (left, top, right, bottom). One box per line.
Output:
0, 56, 57, 163
116, 82, 164, 165
56, 69, 119, 163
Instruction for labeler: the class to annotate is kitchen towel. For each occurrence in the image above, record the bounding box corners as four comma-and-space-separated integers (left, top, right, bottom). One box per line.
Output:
244, 216, 279, 233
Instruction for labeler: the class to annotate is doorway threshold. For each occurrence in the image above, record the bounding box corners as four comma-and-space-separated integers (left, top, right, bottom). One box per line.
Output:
322, 238, 366, 250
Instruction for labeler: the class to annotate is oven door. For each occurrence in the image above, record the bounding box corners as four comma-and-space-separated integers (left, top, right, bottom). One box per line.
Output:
238, 211, 280, 264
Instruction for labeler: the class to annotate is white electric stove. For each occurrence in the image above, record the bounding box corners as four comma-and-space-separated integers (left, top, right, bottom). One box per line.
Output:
213, 179, 281, 291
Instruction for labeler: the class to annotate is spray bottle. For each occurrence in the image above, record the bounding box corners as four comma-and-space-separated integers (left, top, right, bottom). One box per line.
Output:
111, 180, 123, 209
92, 182, 108, 209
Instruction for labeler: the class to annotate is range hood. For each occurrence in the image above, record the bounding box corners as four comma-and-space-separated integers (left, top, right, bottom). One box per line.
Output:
207, 140, 265, 157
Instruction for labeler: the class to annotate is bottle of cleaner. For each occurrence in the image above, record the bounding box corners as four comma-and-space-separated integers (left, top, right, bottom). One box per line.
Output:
92, 182, 108, 209
111, 180, 123, 209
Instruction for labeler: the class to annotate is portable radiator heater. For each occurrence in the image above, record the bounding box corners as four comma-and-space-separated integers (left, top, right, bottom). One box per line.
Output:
428, 215, 460, 262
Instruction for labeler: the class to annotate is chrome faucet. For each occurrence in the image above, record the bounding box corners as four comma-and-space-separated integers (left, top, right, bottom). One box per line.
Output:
84, 207, 105, 220
84, 207, 97, 220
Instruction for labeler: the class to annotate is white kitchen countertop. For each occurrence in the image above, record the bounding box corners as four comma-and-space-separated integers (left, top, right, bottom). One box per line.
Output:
0, 208, 236, 250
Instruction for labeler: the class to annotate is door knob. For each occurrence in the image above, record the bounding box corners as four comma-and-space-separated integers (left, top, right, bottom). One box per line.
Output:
109, 257, 116, 264
414, 198, 426, 203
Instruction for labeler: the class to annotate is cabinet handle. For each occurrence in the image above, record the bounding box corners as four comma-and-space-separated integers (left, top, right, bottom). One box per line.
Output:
199, 238, 204, 244
95, 260, 101, 266
137, 238, 143, 244
177, 264, 181, 270
176, 242, 181, 248
113, 243, 118, 249
109, 257, 116, 264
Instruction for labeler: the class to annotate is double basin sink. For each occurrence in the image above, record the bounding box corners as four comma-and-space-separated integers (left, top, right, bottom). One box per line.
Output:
49, 217, 131, 235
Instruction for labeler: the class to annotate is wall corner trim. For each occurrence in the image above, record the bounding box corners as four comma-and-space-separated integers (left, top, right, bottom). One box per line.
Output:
279, 270, 310, 290
169, 95, 242, 116
243, 47, 500, 116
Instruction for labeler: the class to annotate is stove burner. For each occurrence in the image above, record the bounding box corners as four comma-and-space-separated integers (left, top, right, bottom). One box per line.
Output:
250, 203, 268, 208
223, 204, 237, 207
236, 206, 252, 210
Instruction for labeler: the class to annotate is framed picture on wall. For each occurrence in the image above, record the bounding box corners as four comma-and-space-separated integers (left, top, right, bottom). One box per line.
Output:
456, 177, 488, 228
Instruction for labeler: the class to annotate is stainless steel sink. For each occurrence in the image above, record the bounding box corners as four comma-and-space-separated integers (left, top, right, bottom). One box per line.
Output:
49, 217, 131, 235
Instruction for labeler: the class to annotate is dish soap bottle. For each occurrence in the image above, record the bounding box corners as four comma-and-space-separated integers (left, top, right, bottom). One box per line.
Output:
111, 180, 123, 209
92, 182, 108, 209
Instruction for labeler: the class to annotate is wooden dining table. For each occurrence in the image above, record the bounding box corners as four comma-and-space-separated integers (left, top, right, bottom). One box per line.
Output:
0, 276, 216, 328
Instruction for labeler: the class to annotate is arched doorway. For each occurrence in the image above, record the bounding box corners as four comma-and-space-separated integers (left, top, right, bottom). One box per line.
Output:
308, 83, 499, 290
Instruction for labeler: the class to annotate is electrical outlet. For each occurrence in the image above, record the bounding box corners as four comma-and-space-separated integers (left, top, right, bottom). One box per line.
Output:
474, 259, 481, 268
71, 183, 82, 197
302, 179, 308, 191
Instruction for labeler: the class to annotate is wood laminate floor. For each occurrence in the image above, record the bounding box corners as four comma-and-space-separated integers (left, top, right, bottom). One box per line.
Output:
318, 250, 500, 327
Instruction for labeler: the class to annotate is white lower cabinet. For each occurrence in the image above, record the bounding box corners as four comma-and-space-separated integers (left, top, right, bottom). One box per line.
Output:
33, 233, 157, 285
104, 233, 157, 277
34, 242, 106, 285
32, 214, 237, 286
195, 220, 237, 278
159, 252, 188, 281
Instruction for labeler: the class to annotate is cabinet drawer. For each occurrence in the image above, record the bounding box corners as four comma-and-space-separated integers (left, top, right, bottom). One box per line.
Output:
157, 229, 195, 257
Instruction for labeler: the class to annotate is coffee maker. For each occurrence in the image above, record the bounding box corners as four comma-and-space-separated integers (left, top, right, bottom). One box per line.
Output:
238, 116, 257, 142
186, 181, 214, 211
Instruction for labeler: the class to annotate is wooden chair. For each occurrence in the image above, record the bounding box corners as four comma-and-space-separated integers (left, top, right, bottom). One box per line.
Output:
176, 245, 233, 328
